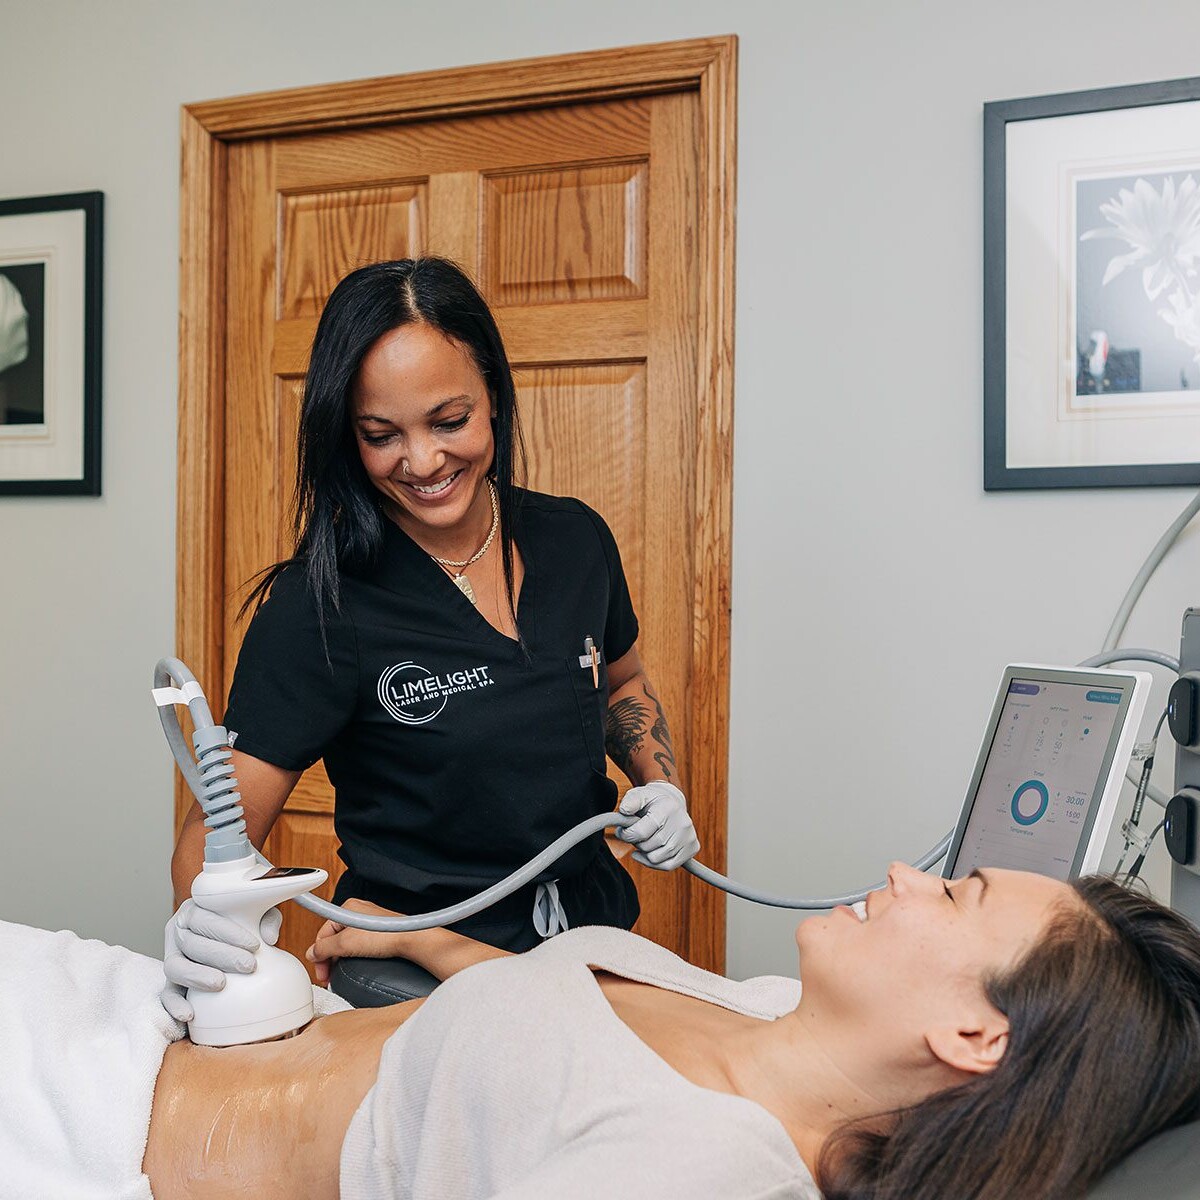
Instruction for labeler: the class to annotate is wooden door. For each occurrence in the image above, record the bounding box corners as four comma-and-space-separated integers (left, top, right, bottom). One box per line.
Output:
178, 40, 737, 975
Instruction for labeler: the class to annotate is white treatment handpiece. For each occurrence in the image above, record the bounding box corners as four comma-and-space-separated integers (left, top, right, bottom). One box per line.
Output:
186, 855, 328, 1047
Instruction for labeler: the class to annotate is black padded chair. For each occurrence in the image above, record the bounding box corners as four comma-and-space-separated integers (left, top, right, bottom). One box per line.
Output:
330, 956, 441, 1006
1087, 1121, 1200, 1198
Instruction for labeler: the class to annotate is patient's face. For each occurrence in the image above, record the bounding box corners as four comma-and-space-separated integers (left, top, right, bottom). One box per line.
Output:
795, 863, 1074, 1035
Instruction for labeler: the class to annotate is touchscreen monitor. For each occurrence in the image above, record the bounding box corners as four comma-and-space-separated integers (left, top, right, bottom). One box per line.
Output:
944, 666, 1150, 881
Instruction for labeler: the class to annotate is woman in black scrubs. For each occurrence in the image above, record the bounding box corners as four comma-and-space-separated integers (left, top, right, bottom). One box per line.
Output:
162, 258, 698, 1013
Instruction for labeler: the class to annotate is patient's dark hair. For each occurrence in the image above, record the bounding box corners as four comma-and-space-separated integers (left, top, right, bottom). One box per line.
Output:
818, 877, 1200, 1200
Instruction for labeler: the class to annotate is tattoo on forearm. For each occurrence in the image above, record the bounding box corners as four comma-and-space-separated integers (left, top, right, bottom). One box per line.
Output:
605, 696, 649, 778
606, 681, 678, 783
645, 685, 678, 781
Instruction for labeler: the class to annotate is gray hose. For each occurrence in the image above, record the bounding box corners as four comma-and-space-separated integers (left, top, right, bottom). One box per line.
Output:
684, 831, 953, 909
287, 820, 955, 928
156, 658, 952, 925
1102, 490, 1200, 653
154, 657, 212, 800
1078, 648, 1181, 674
292, 813, 632, 929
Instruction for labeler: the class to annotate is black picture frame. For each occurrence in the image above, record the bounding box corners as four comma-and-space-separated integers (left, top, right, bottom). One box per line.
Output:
0, 190, 103, 496
984, 78, 1200, 490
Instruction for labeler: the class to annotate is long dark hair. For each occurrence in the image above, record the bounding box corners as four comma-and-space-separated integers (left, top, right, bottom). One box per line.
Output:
819, 877, 1200, 1200
245, 257, 526, 630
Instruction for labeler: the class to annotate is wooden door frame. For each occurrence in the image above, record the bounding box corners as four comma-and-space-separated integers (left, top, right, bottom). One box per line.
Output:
176, 36, 737, 965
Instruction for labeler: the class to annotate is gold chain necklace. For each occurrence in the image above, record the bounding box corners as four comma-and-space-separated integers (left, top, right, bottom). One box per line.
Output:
430, 479, 499, 606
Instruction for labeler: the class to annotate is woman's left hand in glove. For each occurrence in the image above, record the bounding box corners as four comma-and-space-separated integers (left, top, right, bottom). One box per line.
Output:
616, 781, 700, 870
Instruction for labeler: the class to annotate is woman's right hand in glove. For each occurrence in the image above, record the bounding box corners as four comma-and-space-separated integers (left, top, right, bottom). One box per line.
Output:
160, 900, 283, 1023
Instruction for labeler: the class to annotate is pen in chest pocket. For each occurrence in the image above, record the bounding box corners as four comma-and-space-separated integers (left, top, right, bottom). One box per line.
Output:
583, 636, 599, 688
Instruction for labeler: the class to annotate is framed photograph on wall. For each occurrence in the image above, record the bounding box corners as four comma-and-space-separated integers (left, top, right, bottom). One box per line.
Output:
984, 78, 1200, 489
0, 191, 103, 496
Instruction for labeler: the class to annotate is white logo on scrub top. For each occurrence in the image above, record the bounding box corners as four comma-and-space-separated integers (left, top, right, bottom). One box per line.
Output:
377, 661, 494, 725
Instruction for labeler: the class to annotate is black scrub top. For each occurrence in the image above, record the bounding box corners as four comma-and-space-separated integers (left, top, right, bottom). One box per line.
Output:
223, 490, 640, 951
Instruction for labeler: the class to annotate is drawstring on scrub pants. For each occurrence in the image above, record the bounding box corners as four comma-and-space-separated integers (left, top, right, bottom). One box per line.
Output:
533, 880, 569, 939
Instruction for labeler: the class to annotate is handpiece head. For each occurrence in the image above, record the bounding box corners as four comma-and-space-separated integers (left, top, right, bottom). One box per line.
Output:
186, 857, 328, 1047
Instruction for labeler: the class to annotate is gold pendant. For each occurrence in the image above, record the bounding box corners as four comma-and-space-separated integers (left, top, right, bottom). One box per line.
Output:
453, 572, 477, 605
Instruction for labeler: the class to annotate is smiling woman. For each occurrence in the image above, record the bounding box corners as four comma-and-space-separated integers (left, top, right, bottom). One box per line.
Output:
352, 322, 510, 621
163, 258, 700, 1018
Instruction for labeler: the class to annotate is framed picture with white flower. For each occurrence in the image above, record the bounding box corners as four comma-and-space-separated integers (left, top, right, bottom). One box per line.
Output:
984, 78, 1200, 488
0, 191, 103, 496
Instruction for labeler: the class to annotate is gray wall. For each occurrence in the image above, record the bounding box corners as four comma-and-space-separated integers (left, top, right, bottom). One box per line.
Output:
0, 0, 1196, 977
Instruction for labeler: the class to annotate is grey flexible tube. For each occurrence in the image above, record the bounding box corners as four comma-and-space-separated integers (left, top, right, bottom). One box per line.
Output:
285, 647, 1180, 924
288, 820, 955, 928
1102, 490, 1200, 653
161, 635, 1176, 930
156, 661, 953, 924
292, 813, 635, 930
1078, 649, 1181, 674
154, 658, 212, 801
683, 831, 953, 909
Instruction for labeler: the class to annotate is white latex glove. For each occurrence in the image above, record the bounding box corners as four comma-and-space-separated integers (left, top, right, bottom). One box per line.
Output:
616, 781, 700, 871
160, 900, 283, 1023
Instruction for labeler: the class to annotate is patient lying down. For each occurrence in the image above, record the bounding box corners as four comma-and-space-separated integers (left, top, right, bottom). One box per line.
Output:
11, 866, 1200, 1200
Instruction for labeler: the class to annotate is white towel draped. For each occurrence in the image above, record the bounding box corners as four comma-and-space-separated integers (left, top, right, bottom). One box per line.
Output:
0, 918, 350, 1200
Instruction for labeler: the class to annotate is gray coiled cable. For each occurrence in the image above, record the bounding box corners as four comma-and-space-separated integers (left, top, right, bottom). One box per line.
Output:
155, 658, 252, 864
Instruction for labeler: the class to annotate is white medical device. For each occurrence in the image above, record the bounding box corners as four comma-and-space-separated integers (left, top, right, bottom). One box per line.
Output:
186, 857, 328, 1046
943, 664, 1151, 881
154, 658, 329, 1046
